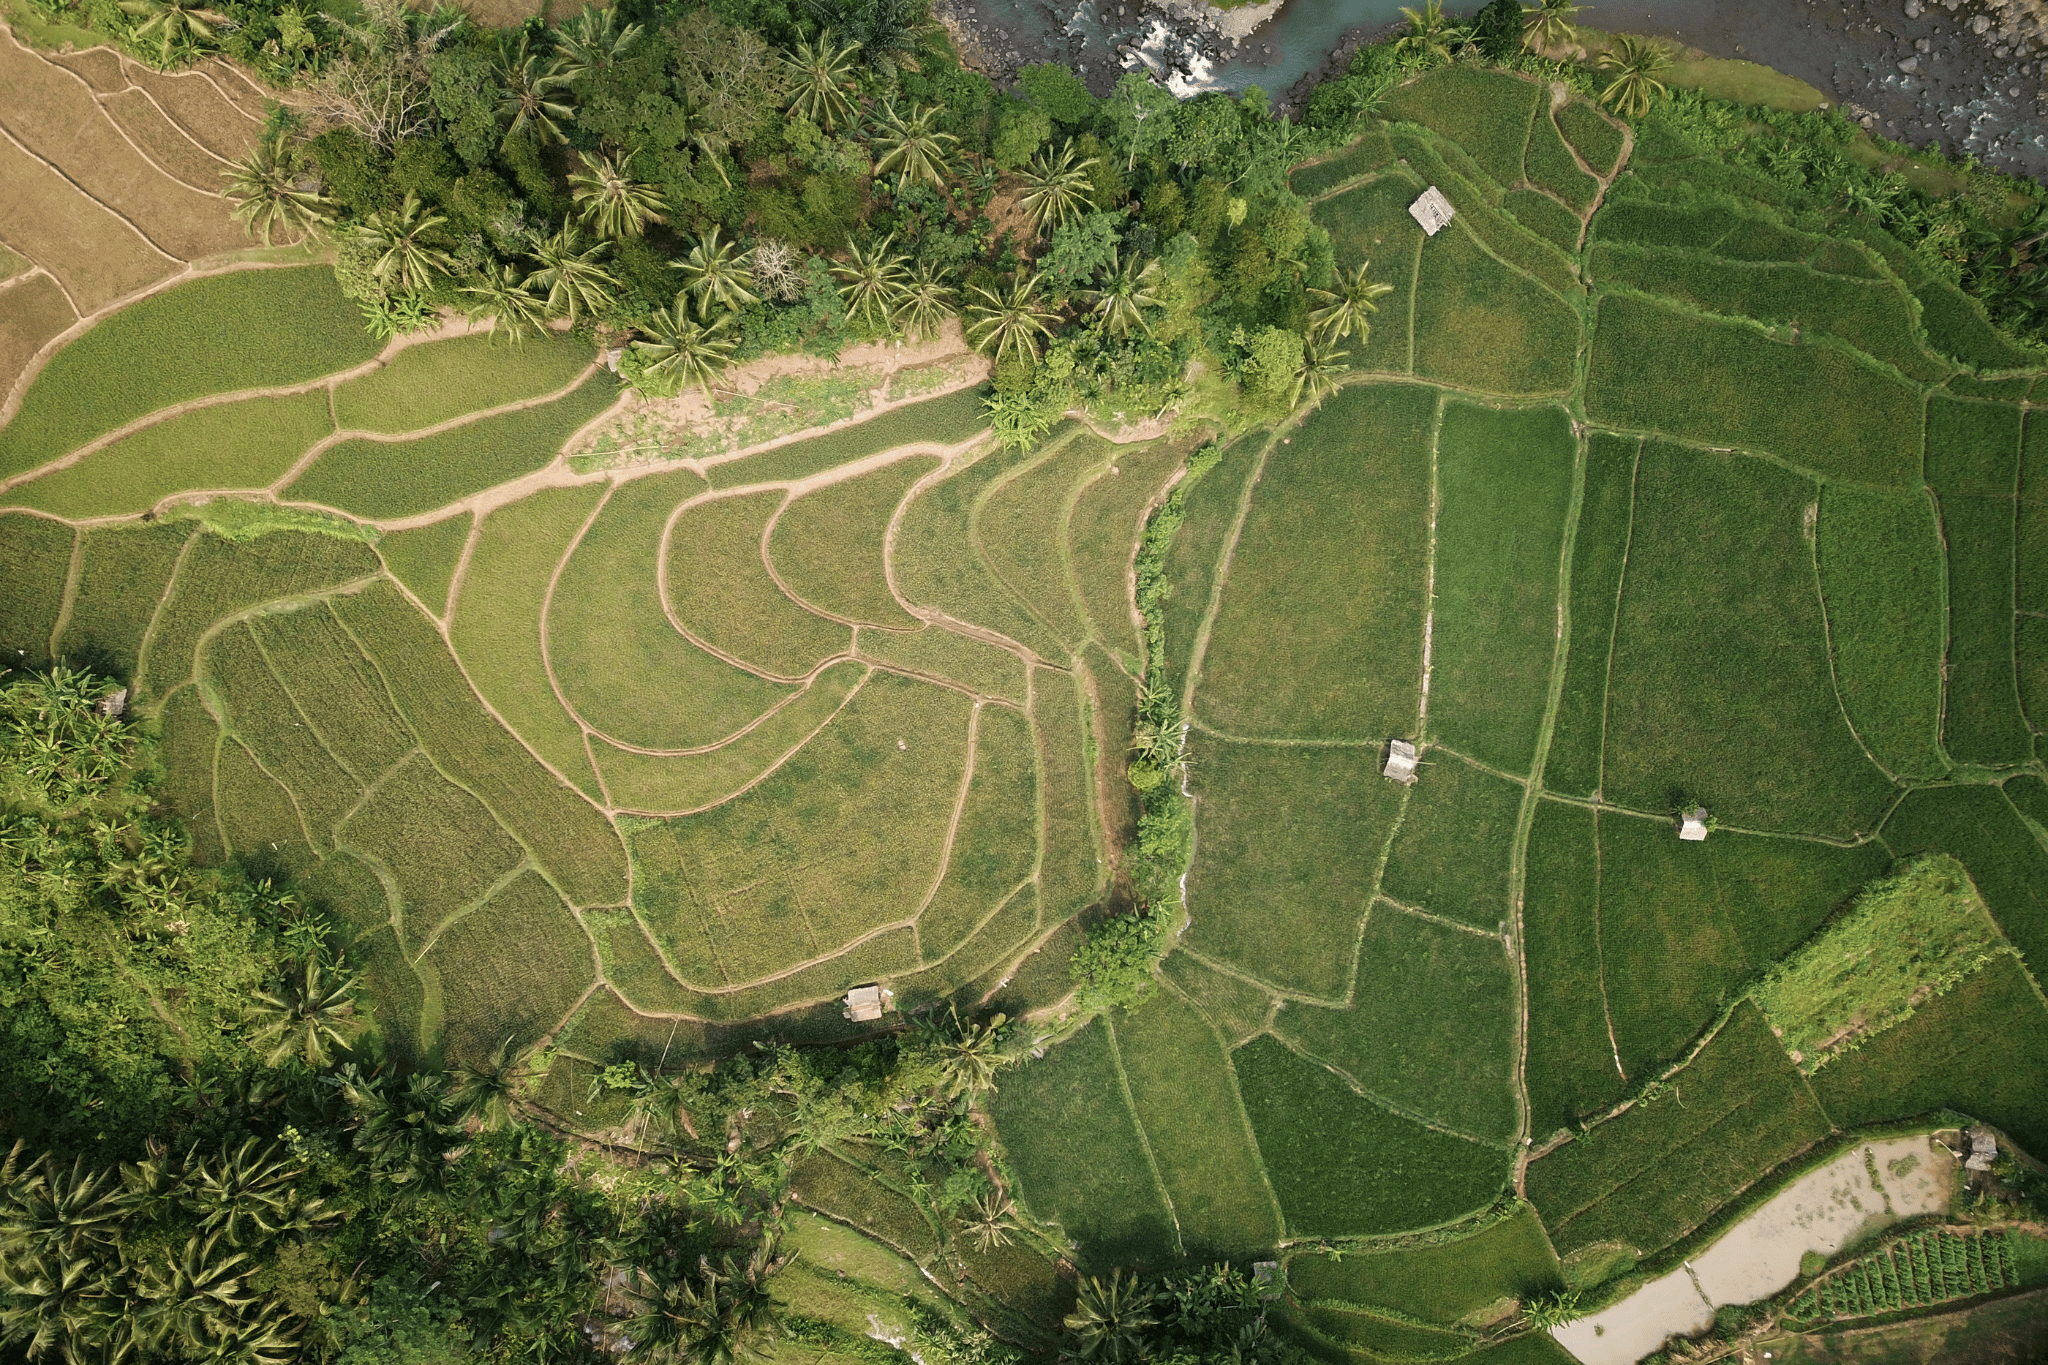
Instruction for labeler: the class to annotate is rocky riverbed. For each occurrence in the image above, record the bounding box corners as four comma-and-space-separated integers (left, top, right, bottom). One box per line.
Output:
932, 0, 2048, 181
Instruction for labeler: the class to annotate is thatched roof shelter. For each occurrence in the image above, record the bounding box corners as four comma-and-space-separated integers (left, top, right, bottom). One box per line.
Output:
1409, 187, 1456, 236
1383, 739, 1418, 785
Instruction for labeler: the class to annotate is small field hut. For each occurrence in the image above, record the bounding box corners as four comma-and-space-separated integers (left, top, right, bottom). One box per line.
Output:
1383, 739, 1418, 785
1409, 187, 1456, 236
1679, 808, 1710, 841
842, 984, 892, 1022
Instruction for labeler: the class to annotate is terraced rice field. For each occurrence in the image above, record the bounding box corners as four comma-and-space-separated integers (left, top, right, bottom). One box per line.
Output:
7, 56, 2048, 1356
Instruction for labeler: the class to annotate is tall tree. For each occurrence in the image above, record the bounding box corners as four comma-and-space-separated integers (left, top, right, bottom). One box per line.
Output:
1063, 1270, 1156, 1364
1597, 35, 1673, 118
1017, 140, 1100, 236
964, 272, 1056, 363
525, 225, 619, 323
802, 0, 939, 79
870, 101, 958, 193
892, 264, 957, 340
1522, 0, 1580, 51
249, 958, 358, 1069
117, 0, 226, 61
221, 133, 329, 245
461, 262, 551, 342
1083, 250, 1163, 340
783, 31, 862, 132
570, 154, 667, 241
1307, 261, 1394, 343
556, 4, 643, 79
494, 31, 577, 146
833, 235, 911, 329
632, 302, 738, 398
676, 227, 761, 317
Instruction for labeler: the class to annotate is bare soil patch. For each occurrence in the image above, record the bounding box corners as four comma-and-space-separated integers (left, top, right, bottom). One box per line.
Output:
103, 88, 234, 192
46, 45, 125, 93
119, 60, 261, 161
0, 134, 170, 312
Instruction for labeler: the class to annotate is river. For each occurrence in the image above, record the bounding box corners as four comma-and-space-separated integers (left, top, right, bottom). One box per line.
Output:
933, 0, 2048, 178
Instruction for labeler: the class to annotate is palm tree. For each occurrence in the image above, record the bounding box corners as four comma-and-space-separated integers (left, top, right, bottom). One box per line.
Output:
341, 1068, 461, 1187
964, 273, 1056, 363
221, 133, 328, 246
632, 301, 737, 398
1395, 1, 1459, 63
0, 1252, 103, 1364
675, 227, 760, 318
784, 31, 861, 131
925, 1005, 1009, 1100
1291, 335, 1349, 411
451, 1037, 522, 1132
870, 101, 958, 193
183, 1140, 295, 1246
0, 1152, 121, 1259
1063, 1270, 1155, 1364
118, 0, 227, 61
494, 32, 577, 146
525, 225, 619, 324
460, 262, 551, 343
960, 1190, 1017, 1253
134, 1234, 257, 1355
1017, 141, 1100, 237
832, 235, 911, 329
1307, 261, 1394, 343
249, 957, 358, 1069
1083, 250, 1163, 340
803, 0, 936, 79
570, 155, 667, 241
1521, 0, 1579, 51
1597, 35, 1673, 118
892, 264, 956, 340
355, 192, 453, 295
556, 4, 643, 79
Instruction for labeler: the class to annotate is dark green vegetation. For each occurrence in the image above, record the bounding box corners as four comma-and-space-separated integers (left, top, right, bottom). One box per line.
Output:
1285, 1203, 1560, 1325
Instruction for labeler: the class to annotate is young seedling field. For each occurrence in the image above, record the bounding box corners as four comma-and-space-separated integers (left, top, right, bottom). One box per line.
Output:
6, 61, 2048, 1359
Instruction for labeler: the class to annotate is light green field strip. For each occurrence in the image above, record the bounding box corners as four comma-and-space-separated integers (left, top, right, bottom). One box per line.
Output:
582, 906, 704, 1015
213, 736, 315, 875
1595, 810, 1886, 1083
915, 701, 1039, 963
338, 750, 526, 954
1524, 108, 1599, 210
975, 429, 1108, 651
450, 483, 608, 799
136, 528, 382, 702
1195, 383, 1434, 741
1110, 986, 1284, 1258
55, 520, 193, 681
687, 928, 923, 1024
1158, 430, 1268, 698
331, 331, 594, 433
1525, 1003, 1832, 1259
1379, 753, 1526, 933
665, 489, 852, 679
1028, 664, 1103, 930
1273, 906, 1520, 1142
0, 267, 377, 483
858, 622, 1030, 703
1586, 292, 1925, 488
1589, 242, 1950, 383
420, 867, 596, 1063
1813, 486, 1948, 779
987, 1016, 1179, 1268
893, 442, 1068, 661
1288, 1203, 1561, 1326
768, 454, 938, 628
200, 620, 362, 851
1067, 432, 1196, 665
547, 470, 792, 752
1413, 223, 1580, 397
7, 391, 334, 518
1181, 736, 1400, 1001
1159, 950, 1275, 1046
155, 684, 225, 865
1378, 64, 1538, 191
376, 513, 471, 618
1536, 433, 1639, 800
1598, 440, 1897, 837
1427, 401, 1577, 776
0, 510, 76, 669
593, 659, 868, 814
1521, 799, 1628, 1138
622, 672, 972, 987
1233, 1034, 1511, 1239
251, 603, 415, 787
332, 578, 630, 907
1312, 175, 1424, 376
284, 370, 617, 520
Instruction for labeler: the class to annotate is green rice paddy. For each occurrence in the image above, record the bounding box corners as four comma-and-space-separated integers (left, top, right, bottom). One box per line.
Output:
8, 60, 2048, 1339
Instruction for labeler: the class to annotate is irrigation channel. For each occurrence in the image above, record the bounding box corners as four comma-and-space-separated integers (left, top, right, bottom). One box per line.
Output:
1550, 1134, 1958, 1365
932, 0, 2048, 177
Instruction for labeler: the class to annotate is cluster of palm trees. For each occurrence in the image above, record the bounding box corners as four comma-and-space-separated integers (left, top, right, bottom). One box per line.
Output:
0, 1139, 326, 1364
1391, 1, 1673, 120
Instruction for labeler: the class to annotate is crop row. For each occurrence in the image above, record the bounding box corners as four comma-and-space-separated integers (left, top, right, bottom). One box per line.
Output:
1789, 1230, 2012, 1321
